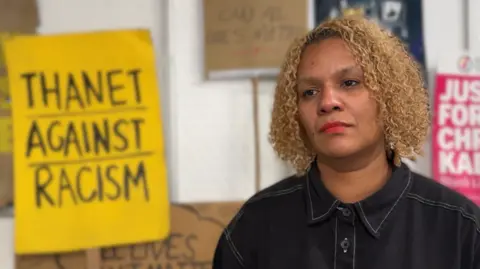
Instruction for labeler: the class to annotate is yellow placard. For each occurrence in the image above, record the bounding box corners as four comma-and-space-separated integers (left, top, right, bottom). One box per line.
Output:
0, 32, 15, 109
4, 29, 170, 254
0, 116, 12, 152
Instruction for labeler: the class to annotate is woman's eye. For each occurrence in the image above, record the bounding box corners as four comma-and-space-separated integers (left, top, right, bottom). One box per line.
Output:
302, 89, 316, 97
343, 80, 359, 87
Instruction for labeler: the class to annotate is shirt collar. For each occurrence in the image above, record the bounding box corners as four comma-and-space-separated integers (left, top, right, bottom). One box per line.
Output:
305, 160, 412, 238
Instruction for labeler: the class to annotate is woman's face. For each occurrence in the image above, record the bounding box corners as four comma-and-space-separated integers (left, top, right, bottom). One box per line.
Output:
296, 37, 385, 161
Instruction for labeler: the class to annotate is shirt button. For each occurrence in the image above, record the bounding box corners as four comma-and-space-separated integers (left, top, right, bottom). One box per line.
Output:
340, 238, 350, 253
342, 208, 351, 217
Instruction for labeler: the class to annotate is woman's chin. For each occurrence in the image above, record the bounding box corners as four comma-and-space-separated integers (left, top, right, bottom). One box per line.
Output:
315, 142, 360, 159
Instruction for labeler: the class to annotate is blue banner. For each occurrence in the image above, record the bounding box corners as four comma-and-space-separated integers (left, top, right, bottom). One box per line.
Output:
315, 0, 426, 70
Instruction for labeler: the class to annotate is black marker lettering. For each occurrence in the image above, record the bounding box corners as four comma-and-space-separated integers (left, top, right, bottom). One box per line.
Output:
65, 73, 85, 110
28, 118, 147, 158
130, 245, 149, 260
113, 119, 129, 151
124, 161, 148, 201
24, 66, 153, 210
58, 169, 78, 207
127, 69, 142, 104
40, 72, 61, 109
64, 121, 83, 157
31, 163, 151, 207
105, 165, 121, 201
76, 167, 96, 202
81, 122, 91, 154
35, 165, 55, 208
106, 69, 126, 106
92, 119, 111, 154
131, 118, 145, 149
47, 120, 63, 152
21, 72, 37, 108
166, 233, 181, 260
96, 166, 104, 201
185, 234, 198, 261
26, 120, 47, 157
83, 70, 104, 105
150, 241, 168, 260
218, 6, 255, 23
261, 6, 284, 23
101, 248, 124, 260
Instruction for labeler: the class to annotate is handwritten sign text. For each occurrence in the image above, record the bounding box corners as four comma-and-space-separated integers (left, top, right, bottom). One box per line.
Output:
6, 29, 170, 254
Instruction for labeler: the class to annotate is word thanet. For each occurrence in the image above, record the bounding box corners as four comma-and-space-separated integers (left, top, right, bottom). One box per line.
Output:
21, 69, 142, 110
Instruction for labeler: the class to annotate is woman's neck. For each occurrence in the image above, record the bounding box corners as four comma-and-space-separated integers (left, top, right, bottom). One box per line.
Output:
316, 150, 392, 204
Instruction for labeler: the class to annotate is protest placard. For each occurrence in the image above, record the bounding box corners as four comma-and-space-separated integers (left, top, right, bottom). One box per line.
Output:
4, 29, 170, 253
0, 0, 39, 210
0, 0, 38, 33
16, 202, 242, 269
203, 0, 309, 79
0, 32, 14, 209
432, 53, 480, 204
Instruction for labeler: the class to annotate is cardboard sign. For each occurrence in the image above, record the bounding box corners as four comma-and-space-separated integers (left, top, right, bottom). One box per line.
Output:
0, 33, 11, 108
4, 29, 170, 254
0, 33, 14, 208
0, 0, 39, 210
16, 202, 243, 269
0, 0, 38, 33
203, 0, 308, 79
432, 53, 480, 204
0, 113, 12, 207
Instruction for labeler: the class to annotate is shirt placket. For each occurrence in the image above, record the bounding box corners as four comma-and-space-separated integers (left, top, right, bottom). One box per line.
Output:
334, 204, 356, 269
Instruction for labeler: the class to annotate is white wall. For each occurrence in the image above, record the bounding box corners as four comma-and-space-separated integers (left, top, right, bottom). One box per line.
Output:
0, 0, 474, 268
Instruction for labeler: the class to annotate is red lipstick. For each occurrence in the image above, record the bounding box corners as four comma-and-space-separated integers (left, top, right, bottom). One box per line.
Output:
319, 121, 349, 134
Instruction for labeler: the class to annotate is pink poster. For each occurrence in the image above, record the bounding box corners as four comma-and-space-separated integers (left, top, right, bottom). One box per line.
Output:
432, 59, 480, 204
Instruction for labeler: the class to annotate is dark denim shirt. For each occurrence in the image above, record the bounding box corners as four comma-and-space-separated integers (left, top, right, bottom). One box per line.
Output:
212, 163, 480, 269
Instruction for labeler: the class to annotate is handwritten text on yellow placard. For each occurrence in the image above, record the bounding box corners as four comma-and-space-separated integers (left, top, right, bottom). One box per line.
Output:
5, 29, 170, 254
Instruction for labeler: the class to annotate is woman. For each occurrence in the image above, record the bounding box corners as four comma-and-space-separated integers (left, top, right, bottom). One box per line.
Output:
213, 16, 480, 269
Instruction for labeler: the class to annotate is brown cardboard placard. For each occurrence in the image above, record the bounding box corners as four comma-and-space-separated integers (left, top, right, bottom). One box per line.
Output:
0, 111, 13, 208
0, 0, 39, 209
85, 249, 100, 269
16, 201, 243, 269
0, 39, 13, 209
203, 0, 308, 79
0, 0, 39, 33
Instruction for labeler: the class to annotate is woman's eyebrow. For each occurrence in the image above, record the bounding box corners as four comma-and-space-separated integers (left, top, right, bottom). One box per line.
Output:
297, 65, 362, 84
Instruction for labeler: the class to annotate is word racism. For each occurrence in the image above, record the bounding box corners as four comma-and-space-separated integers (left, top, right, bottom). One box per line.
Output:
206, 5, 304, 45
435, 77, 480, 187
101, 233, 211, 269
21, 69, 151, 208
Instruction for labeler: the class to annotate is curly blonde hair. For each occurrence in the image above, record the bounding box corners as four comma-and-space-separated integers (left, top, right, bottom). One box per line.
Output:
269, 16, 430, 175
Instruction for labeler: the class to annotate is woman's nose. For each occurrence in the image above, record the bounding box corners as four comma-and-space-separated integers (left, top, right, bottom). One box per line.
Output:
317, 87, 344, 114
